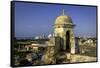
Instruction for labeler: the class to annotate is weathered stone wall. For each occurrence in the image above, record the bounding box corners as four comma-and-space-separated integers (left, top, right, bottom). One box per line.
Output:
41, 38, 56, 64
42, 46, 56, 64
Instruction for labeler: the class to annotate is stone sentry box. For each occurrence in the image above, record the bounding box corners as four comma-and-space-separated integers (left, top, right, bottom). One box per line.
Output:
54, 10, 76, 54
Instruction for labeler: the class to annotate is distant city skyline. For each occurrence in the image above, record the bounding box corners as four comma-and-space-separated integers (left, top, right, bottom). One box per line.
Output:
14, 2, 97, 38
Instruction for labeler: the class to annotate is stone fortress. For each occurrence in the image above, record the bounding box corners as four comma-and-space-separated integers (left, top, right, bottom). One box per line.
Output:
42, 9, 77, 64
42, 9, 97, 64
15, 9, 97, 66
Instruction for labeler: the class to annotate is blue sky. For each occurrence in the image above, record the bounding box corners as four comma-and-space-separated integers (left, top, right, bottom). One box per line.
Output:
14, 2, 97, 38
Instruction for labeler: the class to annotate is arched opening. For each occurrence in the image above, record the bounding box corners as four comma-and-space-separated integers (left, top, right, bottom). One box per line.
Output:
55, 36, 64, 51
60, 37, 64, 51
66, 31, 70, 52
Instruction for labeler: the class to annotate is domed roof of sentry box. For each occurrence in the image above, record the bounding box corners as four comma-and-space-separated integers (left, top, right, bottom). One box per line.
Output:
55, 9, 73, 25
